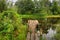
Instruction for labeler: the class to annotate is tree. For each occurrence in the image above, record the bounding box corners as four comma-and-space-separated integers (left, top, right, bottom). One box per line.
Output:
0, 0, 7, 13
7, 0, 13, 8
40, 0, 52, 15
50, 1, 59, 15
15, 0, 35, 14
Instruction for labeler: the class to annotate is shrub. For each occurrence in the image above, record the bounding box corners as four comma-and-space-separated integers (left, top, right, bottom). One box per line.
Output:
54, 26, 60, 40
0, 11, 27, 40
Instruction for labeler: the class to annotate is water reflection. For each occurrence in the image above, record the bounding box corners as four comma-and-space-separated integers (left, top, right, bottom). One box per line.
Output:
42, 28, 56, 40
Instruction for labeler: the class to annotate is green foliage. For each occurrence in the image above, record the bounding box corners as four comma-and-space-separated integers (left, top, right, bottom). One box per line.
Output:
0, 11, 27, 40
15, 0, 34, 14
0, 0, 60, 40
15, 0, 60, 15
0, 0, 7, 13
54, 26, 60, 40
18, 25, 27, 40
50, 1, 58, 15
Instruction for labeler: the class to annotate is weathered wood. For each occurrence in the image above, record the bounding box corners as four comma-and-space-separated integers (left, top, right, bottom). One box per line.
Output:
27, 20, 39, 40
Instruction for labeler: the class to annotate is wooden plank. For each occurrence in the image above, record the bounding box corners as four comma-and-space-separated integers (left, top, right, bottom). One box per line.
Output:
47, 15, 60, 18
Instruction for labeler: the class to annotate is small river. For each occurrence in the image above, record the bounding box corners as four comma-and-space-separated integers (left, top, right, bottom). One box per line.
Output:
26, 28, 56, 40
42, 28, 56, 40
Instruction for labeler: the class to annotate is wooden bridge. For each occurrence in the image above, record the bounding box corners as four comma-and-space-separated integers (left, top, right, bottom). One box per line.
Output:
20, 15, 60, 19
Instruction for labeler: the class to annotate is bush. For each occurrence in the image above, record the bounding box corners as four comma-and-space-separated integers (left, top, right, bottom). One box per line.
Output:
54, 26, 60, 40
0, 11, 27, 40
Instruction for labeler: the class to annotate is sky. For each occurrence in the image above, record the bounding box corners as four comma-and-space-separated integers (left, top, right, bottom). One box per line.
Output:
10, 0, 57, 5
8, 0, 17, 5
12, 0, 53, 5
12, 0, 60, 2
12, 0, 17, 2
12, 0, 53, 3
8, 0, 17, 3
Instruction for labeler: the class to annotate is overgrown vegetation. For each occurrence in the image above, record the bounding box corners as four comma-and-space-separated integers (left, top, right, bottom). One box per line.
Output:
0, 0, 60, 40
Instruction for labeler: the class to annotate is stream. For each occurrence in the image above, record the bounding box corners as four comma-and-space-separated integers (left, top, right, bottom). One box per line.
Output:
26, 28, 56, 40
42, 28, 56, 40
